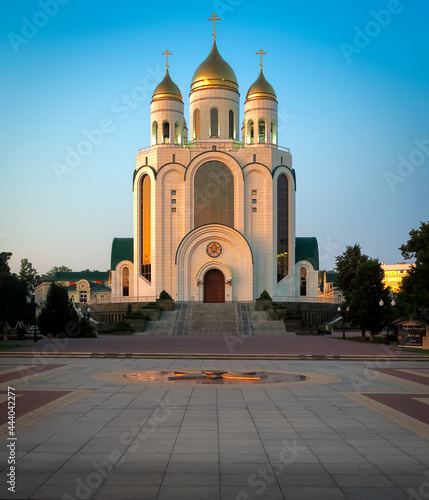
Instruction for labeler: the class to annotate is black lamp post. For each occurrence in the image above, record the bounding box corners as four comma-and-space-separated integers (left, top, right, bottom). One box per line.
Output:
379, 298, 396, 345
337, 302, 350, 340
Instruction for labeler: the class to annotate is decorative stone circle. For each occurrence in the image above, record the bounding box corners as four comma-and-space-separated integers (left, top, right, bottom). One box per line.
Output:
92, 370, 342, 387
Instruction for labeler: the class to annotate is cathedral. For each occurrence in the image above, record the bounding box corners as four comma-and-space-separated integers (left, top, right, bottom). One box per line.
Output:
110, 15, 319, 304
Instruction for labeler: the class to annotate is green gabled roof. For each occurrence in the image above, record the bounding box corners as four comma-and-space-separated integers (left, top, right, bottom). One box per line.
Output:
111, 238, 133, 270
295, 237, 319, 270
325, 271, 338, 284
47, 271, 109, 282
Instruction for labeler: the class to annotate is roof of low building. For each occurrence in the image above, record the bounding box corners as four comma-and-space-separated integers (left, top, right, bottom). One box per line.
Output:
295, 237, 319, 270
46, 271, 109, 283
111, 237, 134, 270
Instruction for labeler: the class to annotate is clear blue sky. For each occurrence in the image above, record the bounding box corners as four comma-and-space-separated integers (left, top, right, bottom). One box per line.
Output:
1, 0, 428, 275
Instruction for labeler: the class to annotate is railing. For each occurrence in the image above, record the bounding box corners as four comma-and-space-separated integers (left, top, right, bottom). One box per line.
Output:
270, 296, 337, 304
137, 142, 291, 154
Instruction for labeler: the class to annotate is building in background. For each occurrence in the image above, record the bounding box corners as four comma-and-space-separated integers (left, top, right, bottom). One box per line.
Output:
381, 262, 412, 293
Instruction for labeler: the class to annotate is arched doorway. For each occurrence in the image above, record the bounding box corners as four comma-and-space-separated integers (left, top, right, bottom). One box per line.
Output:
204, 269, 225, 303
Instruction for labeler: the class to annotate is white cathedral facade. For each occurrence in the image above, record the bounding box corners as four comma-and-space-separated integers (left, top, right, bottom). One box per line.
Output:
110, 16, 319, 304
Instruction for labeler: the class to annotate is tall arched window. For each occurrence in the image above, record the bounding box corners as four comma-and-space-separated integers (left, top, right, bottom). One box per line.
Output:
300, 267, 307, 296
247, 120, 254, 144
210, 108, 219, 137
271, 119, 277, 145
175, 121, 181, 144
229, 110, 235, 140
277, 173, 289, 282
140, 175, 151, 282
152, 121, 158, 145
258, 119, 266, 143
194, 109, 200, 140
194, 161, 234, 228
122, 267, 129, 297
162, 120, 170, 144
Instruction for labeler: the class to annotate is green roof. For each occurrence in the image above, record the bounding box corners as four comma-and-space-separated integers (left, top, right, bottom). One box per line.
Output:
47, 271, 109, 282
111, 238, 133, 270
295, 237, 319, 270
325, 271, 338, 284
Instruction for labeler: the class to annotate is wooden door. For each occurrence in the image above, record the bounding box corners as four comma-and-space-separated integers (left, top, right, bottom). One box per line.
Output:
204, 269, 225, 303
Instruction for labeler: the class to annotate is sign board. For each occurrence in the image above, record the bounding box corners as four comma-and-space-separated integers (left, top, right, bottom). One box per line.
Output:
398, 323, 426, 347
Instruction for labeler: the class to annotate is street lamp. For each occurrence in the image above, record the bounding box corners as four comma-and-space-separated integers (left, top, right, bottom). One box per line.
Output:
337, 298, 350, 340
26, 297, 37, 343
379, 298, 396, 345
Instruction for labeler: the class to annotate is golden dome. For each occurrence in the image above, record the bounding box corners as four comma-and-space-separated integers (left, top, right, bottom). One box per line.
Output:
152, 69, 183, 102
190, 41, 238, 94
246, 69, 277, 102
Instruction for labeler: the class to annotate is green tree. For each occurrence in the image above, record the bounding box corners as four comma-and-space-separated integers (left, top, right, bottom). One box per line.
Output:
0, 273, 28, 325
397, 221, 429, 321
0, 252, 12, 274
335, 244, 368, 304
19, 258, 41, 294
37, 282, 79, 336
41, 265, 72, 280
349, 258, 389, 341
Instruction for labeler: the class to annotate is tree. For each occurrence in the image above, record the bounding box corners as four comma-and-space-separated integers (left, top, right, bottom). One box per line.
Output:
19, 258, 41, 294
37, 282, 79, 336
41, 265, 72, 280
349, 258, 389, 341
335, 244, 368, 305
0, 252, 12, 274
0, 273, 29, 325
397, 221, 429, 321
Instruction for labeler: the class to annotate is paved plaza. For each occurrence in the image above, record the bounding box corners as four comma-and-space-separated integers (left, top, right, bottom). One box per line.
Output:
1, 336, 429, 499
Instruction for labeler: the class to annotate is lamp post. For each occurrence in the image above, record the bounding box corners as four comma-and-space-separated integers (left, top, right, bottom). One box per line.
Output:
337, 297, 350, 340
379, 298, 396, 345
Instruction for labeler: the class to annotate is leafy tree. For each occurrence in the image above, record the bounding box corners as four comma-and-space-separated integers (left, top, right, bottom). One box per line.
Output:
397, 221, 429, 321
0, 273, 29, 325
0, 252, 12, 274
19, 258, 41, 294
335, 244, 368, 304
349, 258, 389, 341
41, 265, 72, 280
37, 282, 79, 336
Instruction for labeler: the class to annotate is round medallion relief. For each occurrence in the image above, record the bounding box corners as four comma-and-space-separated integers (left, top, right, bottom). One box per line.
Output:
206, 242, 222, 258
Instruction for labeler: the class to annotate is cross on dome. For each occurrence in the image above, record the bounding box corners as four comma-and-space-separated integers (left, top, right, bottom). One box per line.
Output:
162, 50, 172, 69
208, 13, 221, 40
257, 49, 266, 69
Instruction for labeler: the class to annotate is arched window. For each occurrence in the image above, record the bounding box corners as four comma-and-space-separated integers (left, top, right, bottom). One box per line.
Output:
300, 267, 307, 296
140, 175, 151, 281
194, 109, 200, 140
194, 161, 234, 228
122, 267, 129, 297
277, 173, 289, 282
174, 121, 181, 144
70, 295, 75, 302
229, 110, 235, 140
93, 295, 97, 302
152, 121, 158, 145
162, 120, 170, 144
258, 119, 266, 143
101, 295, 104, 302
210, 107, 219, 137
247, 120, 254, 144
271, 119, 277, 145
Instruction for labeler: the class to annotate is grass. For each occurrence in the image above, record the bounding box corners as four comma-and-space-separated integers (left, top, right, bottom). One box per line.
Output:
0, 343, 29, 350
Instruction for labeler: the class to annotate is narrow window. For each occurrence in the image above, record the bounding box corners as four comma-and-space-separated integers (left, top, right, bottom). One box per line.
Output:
271, 119, 277, 144
152, 121, 158, 145
162, 121, 170, 144
258, 119, 266, 143
122, 267, 129, 297
141, 175, 151, 282
277, 174, 289, 282
247, 120, 254, 144
210, 107, 219, 137
174, 121, 181, 144
300, 267, 307, 296
101, 295, 104, 302
171, 190, 176, 196
229, 110, 235, 139
172, 207, 176, 213
194, 109, 200, 139
252, 207, 257, 213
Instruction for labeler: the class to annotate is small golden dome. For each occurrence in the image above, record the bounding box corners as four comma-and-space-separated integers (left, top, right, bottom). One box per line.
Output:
191, 41, 238, 94
246, 69, 277, 102
152, 70, 183, 102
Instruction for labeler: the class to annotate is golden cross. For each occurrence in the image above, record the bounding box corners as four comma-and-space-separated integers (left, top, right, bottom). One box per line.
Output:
208, 13, 221, 39
162, 49, 172, 69
257, 49, 266, 69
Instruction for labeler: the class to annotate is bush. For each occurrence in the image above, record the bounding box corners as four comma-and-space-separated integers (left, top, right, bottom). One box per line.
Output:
259, 290, 272, 300
142, 302, 157, 308
159, 290, 172, 299
126, 311, 149, 320
112, 320, 133, 331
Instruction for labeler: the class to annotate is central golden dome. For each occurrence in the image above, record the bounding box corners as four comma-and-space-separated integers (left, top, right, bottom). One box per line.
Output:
191, 41, 238, 94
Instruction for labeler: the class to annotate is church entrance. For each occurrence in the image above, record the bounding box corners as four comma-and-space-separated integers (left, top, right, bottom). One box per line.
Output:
204, 269, 225, 303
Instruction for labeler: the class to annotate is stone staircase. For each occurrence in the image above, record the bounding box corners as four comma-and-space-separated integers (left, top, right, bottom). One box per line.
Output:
142, 302, 292, 336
